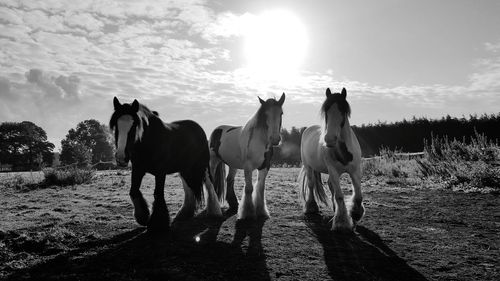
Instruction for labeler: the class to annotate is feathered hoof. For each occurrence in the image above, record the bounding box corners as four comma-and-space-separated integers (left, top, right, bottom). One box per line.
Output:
147, 211, 170, 233
237, 204, 256, 220
202, 207, 223, 219
147, 223, 170, 234
237, 212, 256, 221
304, 201, 320, 215
174, 208, 195, 222
348, 200, 365, 223
256, 210, 271, 221
330, 216, 354, 234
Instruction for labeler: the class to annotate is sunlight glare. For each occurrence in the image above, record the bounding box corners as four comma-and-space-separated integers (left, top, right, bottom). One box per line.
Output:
243, 10, 308, 82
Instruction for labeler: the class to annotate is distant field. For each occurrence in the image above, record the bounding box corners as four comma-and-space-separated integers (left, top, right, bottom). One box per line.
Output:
0, 168, 498, 280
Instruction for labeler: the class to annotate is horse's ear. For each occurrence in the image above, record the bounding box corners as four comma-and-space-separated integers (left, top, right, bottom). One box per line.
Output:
278, 92, 286, 106
258, 96, 265, 105
131, 99, 139, 112
113, 97, 121, 110
326, 88, 332, 97
341, 88, 347, 99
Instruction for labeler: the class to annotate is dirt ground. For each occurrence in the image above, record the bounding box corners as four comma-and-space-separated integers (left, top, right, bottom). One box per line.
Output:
0, 168, 498, 281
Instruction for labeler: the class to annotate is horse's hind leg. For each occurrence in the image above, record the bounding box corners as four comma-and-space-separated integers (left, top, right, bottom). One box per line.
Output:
174, 175, 197, 221
304, 166, 320, 214
148, 173, 170, 232
203, 170, 223, 218
130, 169, 150, 226
226, 167, 238, 213
347, 167, 365, 224
253, 168, 270, 219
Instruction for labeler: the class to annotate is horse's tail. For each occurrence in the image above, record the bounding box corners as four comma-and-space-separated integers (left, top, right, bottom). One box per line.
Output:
298, 165, 329, 207
213, 161, 226, 202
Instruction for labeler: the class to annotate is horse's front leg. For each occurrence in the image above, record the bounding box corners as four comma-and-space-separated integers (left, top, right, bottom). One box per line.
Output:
238, 168, 256, 220
148, 173, 170, 232
130, 169, 150, 226
327, 167, 353, 233
348, 167, 365, 225
253, 168, 270, 219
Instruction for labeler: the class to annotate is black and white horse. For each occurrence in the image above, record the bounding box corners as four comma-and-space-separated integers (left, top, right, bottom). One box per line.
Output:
298, 88, 364, 233
109, 97, 222, 231
209, 94, 285, 220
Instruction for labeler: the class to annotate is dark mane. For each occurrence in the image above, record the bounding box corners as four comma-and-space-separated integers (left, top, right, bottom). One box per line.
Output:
320, 93, 351, 125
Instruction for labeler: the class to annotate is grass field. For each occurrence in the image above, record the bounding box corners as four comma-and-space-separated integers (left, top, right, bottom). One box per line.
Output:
0, 167, 499, 281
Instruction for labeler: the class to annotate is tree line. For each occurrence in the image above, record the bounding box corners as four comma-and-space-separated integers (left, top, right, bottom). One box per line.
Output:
1, 113, 499, 170
0, 119, 114, 171
273, 113, 500, 163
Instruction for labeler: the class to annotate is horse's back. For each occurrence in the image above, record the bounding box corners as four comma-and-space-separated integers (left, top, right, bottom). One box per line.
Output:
210, 125, 244, 169
167, 119, 210, 166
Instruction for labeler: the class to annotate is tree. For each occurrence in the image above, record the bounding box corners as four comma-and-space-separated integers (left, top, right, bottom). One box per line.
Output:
60, 119, 114, 166
0, 121, 55, 170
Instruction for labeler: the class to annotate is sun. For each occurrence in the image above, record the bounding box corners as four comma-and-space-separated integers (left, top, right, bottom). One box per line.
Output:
242, 10, 308, 82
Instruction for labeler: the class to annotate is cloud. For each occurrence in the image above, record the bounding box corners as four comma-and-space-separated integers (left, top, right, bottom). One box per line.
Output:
55, 75, 81, 99
0, 0, 499, 150
25, 69, 65, 99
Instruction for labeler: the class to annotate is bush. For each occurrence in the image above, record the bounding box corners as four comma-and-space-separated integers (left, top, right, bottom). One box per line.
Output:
362, 147, 421, 180
42, 168, 95, 186
3, 175, 27, 189
417, 132, 500, 192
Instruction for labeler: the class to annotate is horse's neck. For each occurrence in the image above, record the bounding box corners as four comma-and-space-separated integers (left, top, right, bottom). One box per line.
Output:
243, 114, 268, 148
137, 117, 164, 145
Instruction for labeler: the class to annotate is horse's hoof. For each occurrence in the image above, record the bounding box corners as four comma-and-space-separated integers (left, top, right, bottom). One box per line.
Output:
147, 224, 170, 234
237, 213, 256, 220
256, 212, 270, 220
349, 205, 365, 223
330, 216, 354, 234
304, 202, 320, 214
134, 212, 150, 226
174, 209, 195, 221
331, 225, 354, 234
203, 208, 223, 219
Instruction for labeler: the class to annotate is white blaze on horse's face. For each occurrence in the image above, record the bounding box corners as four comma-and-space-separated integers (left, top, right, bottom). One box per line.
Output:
116, 115, 134, 166
266, 106, 283, 146
324, 103, 344, 147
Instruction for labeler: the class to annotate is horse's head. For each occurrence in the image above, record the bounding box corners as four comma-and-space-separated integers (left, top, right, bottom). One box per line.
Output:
321, 88, 351, 148
109, 97, 141, 167
257, 93, 285, 146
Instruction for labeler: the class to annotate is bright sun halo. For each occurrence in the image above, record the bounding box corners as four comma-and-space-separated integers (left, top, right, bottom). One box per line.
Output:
243, 10, 308, 81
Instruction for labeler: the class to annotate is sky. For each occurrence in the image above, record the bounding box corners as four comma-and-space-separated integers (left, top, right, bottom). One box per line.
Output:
1, 0, 499, 150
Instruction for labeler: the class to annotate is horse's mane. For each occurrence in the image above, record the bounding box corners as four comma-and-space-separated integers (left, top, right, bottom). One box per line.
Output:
320, 93, 351, 126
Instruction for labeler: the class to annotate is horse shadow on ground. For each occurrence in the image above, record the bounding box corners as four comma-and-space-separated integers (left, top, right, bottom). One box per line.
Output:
7, 211, 270, 281
304, 213, 428, 281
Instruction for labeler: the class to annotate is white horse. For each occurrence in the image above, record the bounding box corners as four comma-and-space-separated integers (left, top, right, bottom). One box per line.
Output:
298, 88, 364, 233
209, 94, 285, 220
